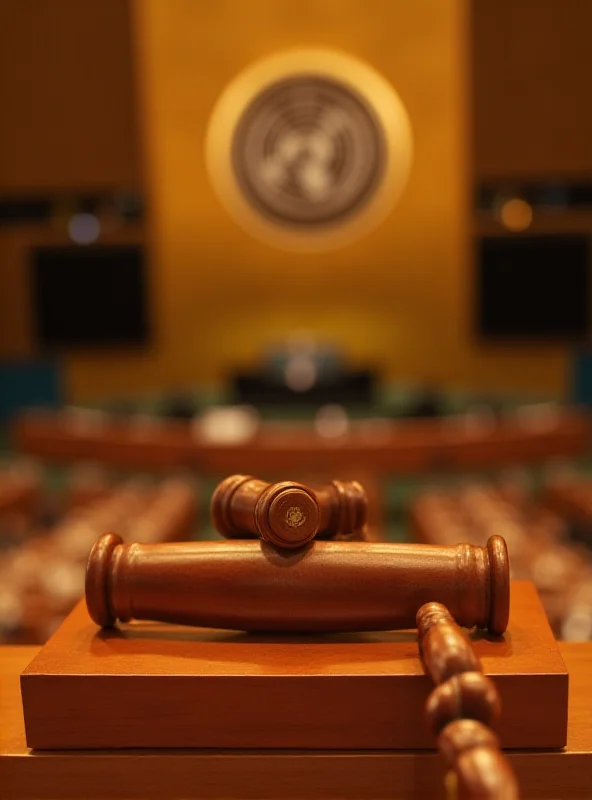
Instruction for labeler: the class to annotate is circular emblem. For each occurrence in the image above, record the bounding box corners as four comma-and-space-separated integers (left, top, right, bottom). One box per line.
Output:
205, 49, 413, 252
231, 75, 386, 228
285, 506, 306, 528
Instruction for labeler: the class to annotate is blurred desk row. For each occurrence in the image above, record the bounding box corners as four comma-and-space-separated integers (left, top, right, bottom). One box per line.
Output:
11, 405, 591, 474
0, 462, 198, 644
3, 404, 592, 645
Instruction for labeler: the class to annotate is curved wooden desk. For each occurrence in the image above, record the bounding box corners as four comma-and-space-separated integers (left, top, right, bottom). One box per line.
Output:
12, 410, 591, 475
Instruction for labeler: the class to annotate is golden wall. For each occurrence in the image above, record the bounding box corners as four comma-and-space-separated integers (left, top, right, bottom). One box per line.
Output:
64, 0, 565, 400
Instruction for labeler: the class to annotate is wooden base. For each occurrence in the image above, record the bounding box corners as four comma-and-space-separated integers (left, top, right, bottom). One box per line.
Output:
3, 643, 591, 799
21, 582, 567, 750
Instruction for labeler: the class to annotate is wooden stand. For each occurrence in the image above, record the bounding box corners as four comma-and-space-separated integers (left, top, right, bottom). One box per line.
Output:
21, 581, 567, 751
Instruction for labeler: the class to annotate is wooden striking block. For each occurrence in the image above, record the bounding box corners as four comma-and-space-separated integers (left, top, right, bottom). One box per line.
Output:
20, 581, 568, 751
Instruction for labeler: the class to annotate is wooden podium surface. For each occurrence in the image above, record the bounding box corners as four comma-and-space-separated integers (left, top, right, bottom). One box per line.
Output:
1, 643, 591, 799
20, 583, 567, 751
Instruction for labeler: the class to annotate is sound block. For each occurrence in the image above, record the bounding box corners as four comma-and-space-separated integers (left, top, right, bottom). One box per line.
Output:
21, 581, 568, 750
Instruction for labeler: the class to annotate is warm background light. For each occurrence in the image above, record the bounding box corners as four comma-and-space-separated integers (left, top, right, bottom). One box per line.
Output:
498, 197, 533, 231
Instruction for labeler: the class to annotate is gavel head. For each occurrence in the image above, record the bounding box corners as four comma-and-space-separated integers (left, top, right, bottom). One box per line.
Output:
211, 475, 321, 549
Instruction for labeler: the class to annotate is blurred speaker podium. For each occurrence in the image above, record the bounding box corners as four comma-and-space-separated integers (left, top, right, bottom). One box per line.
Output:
231, 334, 377, 406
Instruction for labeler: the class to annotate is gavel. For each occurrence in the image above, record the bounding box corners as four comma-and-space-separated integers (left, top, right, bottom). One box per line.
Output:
210, 474, 368, 548
85, 534, 509, 634
417, 603, 518, 799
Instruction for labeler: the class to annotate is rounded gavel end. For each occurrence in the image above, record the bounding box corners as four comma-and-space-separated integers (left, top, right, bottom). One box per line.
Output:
85, 532, 122, 627
255, 481, 320, 548
417, 535, 510, 636
326, 479, 368, 536
487, 534, 510, 635
211, 475, 320, 549
416, 602, 454, 638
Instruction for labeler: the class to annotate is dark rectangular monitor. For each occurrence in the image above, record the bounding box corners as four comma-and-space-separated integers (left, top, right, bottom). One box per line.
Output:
476, 234, 590, 341
31, 245, 148, 348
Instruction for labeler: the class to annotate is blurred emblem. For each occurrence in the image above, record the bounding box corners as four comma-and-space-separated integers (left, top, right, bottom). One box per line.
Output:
205, 49, 413, 251
231, 76, 386, 227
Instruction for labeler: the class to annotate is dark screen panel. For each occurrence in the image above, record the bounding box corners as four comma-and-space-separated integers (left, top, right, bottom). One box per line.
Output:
476, 235, 590, 340
31, 245, 148, 348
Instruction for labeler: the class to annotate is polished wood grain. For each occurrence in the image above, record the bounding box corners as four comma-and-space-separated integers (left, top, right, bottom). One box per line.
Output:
84, 535, 509, 633
2, 640, 590, 798
20, 582, 566, 751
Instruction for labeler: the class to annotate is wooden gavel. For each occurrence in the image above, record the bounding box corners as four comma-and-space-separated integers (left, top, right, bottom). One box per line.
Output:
86, 534, 509, 634
210, 475, 368, 548
417, 603, 518, 799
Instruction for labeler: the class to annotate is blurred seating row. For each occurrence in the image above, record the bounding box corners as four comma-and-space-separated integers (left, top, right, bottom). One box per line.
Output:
0, 461, 44, 536
12, 404, 591, 475
410, 477, 592, 640
0, 468, 198, 644
543, 473, 592, 546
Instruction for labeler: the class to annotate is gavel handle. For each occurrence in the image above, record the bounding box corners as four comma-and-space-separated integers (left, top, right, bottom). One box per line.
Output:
86, 535, 509, 634
417, 603, 519, 799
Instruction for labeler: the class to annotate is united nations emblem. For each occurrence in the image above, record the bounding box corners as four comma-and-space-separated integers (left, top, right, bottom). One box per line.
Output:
286, 506, 306, 528
231, 75, 386, 228
205, 49, 413, 251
